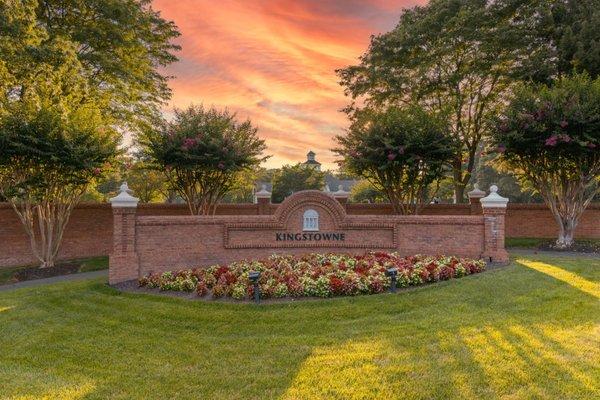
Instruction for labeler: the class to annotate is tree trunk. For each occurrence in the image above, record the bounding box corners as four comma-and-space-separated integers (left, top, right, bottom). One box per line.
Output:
555, 215, 576, 249
454, 184, 466, 204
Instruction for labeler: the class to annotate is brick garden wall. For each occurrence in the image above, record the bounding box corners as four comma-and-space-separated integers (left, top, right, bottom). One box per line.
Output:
1, 201, 598, 269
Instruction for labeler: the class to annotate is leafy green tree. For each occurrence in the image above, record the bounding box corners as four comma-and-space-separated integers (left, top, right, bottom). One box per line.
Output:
221, 167, 268, 203
349, 180, 386, 204
337, 0, 528, 203
140, 105, 267, 215
0, 101, 119, 267
124, 160, 169, 204
0, 0, 180, 133
491, 74, 600, 248
334, 106, 455, 214
475, 155, 542, 203
513, 0, 600, 82
271, 164, 325, 203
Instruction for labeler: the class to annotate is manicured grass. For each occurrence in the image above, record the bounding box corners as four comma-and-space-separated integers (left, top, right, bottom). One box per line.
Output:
0, 253, 598, 399
0, 256, 108, 286
505, 237, 549, 248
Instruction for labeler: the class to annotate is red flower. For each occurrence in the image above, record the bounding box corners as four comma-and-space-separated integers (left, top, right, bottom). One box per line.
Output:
329, 276, 345, 295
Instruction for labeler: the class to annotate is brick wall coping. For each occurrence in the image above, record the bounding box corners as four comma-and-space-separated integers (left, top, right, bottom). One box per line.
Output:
135, 214, 485, 226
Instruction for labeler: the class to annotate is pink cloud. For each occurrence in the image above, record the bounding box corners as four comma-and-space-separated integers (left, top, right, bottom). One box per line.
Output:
153, 0, 425, 168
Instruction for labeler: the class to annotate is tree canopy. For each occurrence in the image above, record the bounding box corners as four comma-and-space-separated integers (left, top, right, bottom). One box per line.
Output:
335, 106, 455, 214
271, 164, 325, 203
337, 0, 600, 203
140, 105, 267, 214
0, 0, 180, 133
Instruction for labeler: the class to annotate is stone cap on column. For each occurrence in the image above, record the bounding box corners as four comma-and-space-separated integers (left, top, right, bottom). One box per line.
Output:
332, 185, 350, 199
480, 185, 509, 208
110, 182, 139, 208
254, 184, 271, 203
467, 184, 486, 200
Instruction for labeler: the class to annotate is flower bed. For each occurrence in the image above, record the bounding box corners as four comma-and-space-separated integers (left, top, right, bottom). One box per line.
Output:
138, 252, 486, 300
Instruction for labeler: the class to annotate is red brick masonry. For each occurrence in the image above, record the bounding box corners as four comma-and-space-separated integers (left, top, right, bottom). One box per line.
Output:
107, 191, 510, 284
1, 197, 598, 269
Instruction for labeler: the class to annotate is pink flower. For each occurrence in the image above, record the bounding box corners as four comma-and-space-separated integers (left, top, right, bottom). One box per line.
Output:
387, 153, 397, 161
560, 134, 571, 143
182, 138, 197, 150
398, 146, 405, 155
217, 161, 225, 170
545, 135, 558, 147
499, 122, 510, 132
560, 120, 569, 129
497, 145, 506, 154
93, 167, 101, 176
588, 142, 597, 149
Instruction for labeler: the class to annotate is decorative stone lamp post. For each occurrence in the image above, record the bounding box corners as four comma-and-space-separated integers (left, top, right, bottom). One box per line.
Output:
480, 185, 510, 263
254, 184, 272, 215
108, 182, 139, 285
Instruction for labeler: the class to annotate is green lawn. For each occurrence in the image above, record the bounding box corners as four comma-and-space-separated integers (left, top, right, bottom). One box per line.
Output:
0, 253, 598, 399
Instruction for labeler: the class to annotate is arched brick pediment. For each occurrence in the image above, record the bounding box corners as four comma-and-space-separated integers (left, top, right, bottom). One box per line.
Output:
273, 190, 346, 228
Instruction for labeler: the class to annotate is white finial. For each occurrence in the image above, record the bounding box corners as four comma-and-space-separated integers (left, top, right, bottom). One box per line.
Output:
481, 184, 509, 208
110, 182, 139, 208
333, 184, 350, 199
255, 183, 271, 201
468, 183, 486, 199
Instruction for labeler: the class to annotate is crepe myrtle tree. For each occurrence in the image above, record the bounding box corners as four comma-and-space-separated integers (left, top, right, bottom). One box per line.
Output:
334, 106, 455, 214
141, 105, 267, 215
0, 104, 119, 268
491, 74, 600, 248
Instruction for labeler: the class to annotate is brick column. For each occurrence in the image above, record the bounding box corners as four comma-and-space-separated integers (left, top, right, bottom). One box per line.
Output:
254, 184, 272, 215
467, 184, 486, 215
481, 185, 509, 264
109, 182, 140, 284
332, 185, 350, 209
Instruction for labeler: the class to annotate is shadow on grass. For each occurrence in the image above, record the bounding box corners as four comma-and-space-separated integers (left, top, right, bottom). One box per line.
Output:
0, 254, 598, 399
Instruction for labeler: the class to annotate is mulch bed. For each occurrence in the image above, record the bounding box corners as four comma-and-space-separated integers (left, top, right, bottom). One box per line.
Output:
537, 240, 600, 253
8, 263, 82, 285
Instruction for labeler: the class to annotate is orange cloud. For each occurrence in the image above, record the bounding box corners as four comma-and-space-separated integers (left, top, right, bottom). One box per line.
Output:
153, 0, 426, 169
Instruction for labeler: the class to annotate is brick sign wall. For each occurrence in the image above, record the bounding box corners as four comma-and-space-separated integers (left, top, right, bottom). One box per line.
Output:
108, 191, 508, 284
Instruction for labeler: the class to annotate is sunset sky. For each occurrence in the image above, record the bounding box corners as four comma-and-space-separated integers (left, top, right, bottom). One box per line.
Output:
153, 0, 425, 169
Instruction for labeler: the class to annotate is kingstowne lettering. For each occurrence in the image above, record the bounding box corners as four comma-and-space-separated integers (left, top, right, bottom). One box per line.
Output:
275, 232, 346, 241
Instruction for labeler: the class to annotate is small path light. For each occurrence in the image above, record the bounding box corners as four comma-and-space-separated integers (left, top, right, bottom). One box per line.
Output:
248, 271, 261, 304
385, 267, 398, 293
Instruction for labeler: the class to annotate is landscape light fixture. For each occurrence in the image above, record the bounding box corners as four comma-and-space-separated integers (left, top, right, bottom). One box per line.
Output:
385, 267, 398, 293
248, 271, 261, 304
